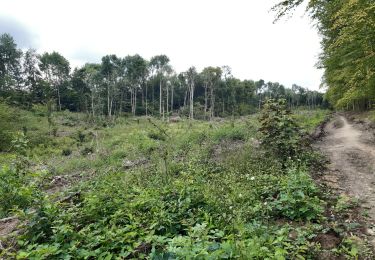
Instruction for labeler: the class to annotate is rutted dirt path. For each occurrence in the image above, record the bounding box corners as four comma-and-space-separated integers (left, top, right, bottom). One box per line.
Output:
316, 114, 375, 244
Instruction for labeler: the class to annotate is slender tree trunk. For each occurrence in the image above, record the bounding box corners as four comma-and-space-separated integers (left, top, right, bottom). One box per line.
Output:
204, 85, 208, 120
222, 89, 225, 115
171, 84, 173, 114
134, 88, 137, 116
159, 79, 162, 117
107, 83, 110, 117
166, 84, 169, 116
130, 88, 133, 115
120, 90, 123, 115
152, 83, 155, 115
145, 83, 148, 116
210, 87, 214, 120
162, 100, 165, 121
91, 92, 95, 117
57, 85, 62, 111
189, 83, 194, 120
109, 93, 113, 118
184, 89, 188, 108
141, 86, 144, 109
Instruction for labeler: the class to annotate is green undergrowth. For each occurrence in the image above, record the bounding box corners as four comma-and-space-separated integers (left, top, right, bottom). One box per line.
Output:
293, 109, 330, 134
2, 105, 363, 259
15, 152, 325, 259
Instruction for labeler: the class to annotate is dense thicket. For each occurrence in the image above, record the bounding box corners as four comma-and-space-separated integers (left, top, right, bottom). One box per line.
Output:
0, 33, 325, 118
274, 0, 375, 110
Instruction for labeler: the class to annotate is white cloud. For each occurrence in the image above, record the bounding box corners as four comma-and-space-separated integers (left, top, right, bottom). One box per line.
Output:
0, 0, 323, 90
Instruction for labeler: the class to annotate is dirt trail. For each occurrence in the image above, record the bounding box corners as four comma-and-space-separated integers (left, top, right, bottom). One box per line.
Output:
316, 115, 375, 242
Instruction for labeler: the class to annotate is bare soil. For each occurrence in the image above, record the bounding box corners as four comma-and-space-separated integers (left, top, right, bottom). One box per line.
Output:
315, 114, 375, 247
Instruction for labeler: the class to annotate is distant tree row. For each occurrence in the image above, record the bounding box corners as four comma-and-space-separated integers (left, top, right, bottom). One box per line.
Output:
0, 33, 326, 119
273, 0, 375, 110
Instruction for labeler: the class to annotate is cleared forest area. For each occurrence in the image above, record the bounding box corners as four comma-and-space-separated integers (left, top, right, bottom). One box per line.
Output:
1, 0, 375, 259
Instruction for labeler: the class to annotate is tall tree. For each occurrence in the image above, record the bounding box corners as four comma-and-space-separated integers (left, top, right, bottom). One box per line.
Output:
100, 55, 119, 117
124, 54, 148, 116
0, 33, 22, 96
273, 0, 375, 110
150, 55, 170, 117
81, 63, 102, 116
21, 49, 43, 105
186, 66, 197, 120
39, 51, 70, 111
201, 67, 222, 120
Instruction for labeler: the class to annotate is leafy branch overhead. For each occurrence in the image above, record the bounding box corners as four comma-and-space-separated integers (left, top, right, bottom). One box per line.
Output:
274, 0, 375, 110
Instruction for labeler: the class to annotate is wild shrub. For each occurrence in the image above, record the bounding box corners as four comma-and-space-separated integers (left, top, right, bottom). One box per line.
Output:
0, 102, 20, 151
52, 127, 58, 137
11, 132, 29, 156
147, 129, 166, 141
77, 130, 86, 143
31, 103, 48, 116
0, 165, 42, 218
212, 126, 246, 142
269, 168, 324, 221
259, 99, 305, 162
62, 148, 72, 156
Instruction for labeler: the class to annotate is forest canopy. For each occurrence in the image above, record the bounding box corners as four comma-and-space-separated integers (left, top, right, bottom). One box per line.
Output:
274, 0, 375, 110
0, 33, 325, 119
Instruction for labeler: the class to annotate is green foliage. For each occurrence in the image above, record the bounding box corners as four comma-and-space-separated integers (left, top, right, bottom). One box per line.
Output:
31, 104, 48, 116
0, 109, 345, 258
147, 129, 166, 141
0, 30, 327, 118
61, 148, 72, 156
0, 165, 42, 218
77, 129, 86, 143
269, 168, 324, 220
0, 102, 19, 151
259, 99, 304, 162
11, 132, 29, 156
211, 125, 247, 142
274, 0, 375, 110
294, 109, 330, 133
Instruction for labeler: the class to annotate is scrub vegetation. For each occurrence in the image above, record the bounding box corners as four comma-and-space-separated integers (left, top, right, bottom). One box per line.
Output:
1, 0, 375, 258
1, 101, 372, 259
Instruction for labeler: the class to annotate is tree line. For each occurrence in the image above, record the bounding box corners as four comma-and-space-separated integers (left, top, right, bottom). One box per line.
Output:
273, 0, 375, 110
0, 33, 326, 119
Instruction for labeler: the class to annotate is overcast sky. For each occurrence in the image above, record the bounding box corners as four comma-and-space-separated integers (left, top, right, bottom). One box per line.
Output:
0, 0, 323, 90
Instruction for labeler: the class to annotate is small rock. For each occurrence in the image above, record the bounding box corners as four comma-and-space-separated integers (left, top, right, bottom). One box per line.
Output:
366, 228, 375, 236
51, 175, 63, 184
123, 160, 135, 168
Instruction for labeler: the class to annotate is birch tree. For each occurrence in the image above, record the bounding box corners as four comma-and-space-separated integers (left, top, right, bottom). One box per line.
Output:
150, 55, 170, 117
186, 67, 197, 120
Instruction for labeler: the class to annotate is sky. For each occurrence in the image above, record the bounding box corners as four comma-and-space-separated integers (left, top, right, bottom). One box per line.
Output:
0, 0, 324, 91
